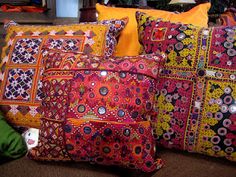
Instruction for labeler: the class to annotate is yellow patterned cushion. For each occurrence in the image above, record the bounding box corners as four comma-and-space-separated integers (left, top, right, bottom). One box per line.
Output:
136, 11, 236, 161
0, 19, 127, 128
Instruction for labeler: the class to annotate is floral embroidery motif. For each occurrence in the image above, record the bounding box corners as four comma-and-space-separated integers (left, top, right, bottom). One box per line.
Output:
3, 68, 35, 101
44, 37, 85, 52
151, 28, 167, 41
11, 38, 42, 64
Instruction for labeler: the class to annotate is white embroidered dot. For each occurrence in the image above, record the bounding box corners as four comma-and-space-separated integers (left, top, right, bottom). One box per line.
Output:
195, 101, 201, 109
203, 29, 209, 36
101, 71, 107, 76
227, 60, 232, 66
206, 70, 216, 77
230, 74, 236, 80
229, 104, 236, 114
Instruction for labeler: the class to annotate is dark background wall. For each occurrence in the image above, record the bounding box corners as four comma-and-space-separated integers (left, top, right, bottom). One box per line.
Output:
107, 0, 236, 14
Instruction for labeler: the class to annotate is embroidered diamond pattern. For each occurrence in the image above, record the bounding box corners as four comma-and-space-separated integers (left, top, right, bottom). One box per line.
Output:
46, 38, 63, 49
45, 38, 84, 52
63, 38, 83, 51
9, 105, 19, 115
34, 119, 67, 159
29, 106, 38, 117
44, 144, 50, 150
11, 38, 42, 64
36, 79, 43, 101
4, 68, 35, 101
36, 68, 45, 101
17, 106, 30, 115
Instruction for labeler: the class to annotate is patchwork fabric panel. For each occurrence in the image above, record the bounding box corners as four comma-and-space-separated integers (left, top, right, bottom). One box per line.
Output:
65, 119, 162, 172
0, 19, 127, 128
136, 12, 236, 161
29, 118, 70, 161
28, 51, 165, 172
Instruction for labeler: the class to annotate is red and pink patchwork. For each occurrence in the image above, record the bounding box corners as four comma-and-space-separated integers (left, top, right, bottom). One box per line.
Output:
28, 51, 165, 172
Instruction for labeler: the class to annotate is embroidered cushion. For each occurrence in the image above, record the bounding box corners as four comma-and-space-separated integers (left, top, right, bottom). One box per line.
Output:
0, 19, 127, 128
28, 51, 165, 172
136, 11, 236, 161
96, 3, 211, 57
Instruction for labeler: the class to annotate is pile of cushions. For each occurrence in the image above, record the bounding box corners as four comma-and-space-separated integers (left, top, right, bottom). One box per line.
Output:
0, 18, 128, 128
96, 2, 211, 56
0, 1, 235, 173
0, 16, 165, 172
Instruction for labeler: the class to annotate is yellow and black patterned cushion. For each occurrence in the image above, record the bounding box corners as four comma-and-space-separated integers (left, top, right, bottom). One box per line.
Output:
136, 11, 236, 161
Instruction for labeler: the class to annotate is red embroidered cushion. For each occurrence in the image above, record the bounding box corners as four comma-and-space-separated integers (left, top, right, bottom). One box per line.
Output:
65, 120, 161, 172
28, 51, 165, 172
0, 19, 127, 128
136, 11, 236, 161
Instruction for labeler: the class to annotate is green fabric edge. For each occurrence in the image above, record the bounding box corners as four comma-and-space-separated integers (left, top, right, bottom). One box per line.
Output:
0, 112, 27, 159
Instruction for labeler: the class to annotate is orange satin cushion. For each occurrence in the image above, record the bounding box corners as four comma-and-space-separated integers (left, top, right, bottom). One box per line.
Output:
96, 3, 211, 56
